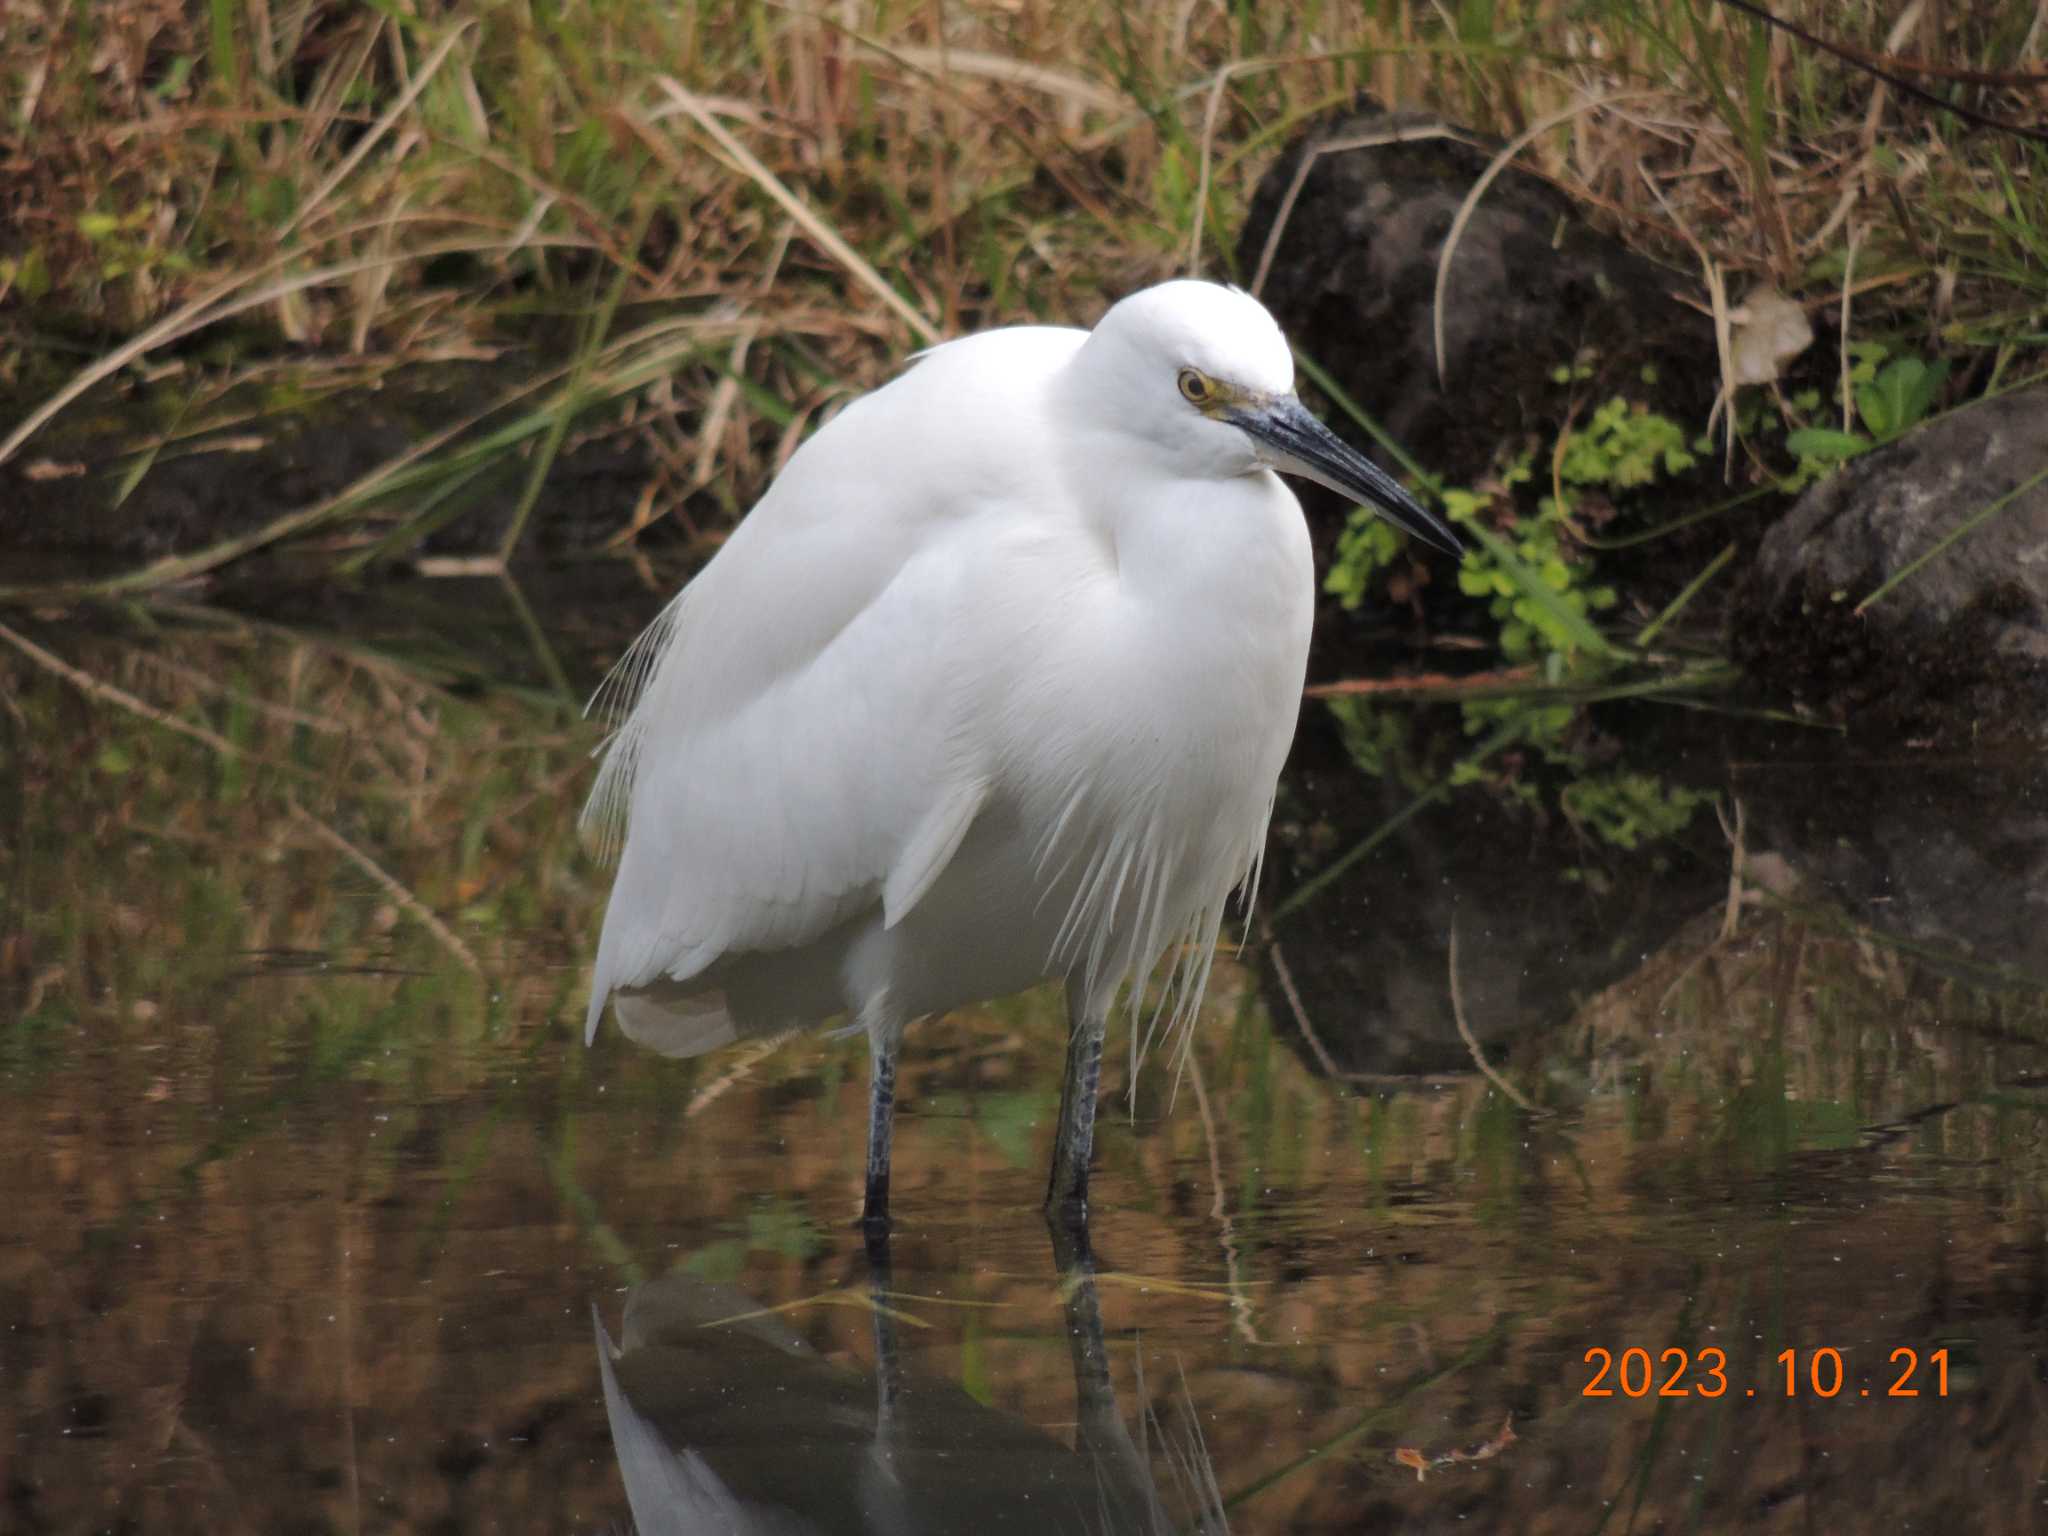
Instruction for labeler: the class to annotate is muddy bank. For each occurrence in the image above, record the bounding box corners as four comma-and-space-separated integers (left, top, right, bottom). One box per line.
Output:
1, 355, 673, 573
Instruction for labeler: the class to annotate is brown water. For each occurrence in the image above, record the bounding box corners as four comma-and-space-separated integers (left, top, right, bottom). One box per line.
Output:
3, 579, 2045, 1534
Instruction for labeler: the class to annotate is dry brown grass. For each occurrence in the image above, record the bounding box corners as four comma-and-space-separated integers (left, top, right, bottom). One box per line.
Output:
2, 2, 2043, 567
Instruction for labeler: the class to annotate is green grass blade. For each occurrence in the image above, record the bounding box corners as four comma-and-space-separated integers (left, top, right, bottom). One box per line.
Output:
1854, 461, 2048, 614
1459, 518, 1617, 659
1635, 541, 1735, 646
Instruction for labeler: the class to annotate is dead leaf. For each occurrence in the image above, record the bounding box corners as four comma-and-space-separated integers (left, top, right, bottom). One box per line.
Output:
1392, 1414, 1517, 1482
1728, 289, 1812, 387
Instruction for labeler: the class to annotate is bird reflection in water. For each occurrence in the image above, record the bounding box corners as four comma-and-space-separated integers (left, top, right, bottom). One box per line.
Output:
593, 1231, 1227, 1535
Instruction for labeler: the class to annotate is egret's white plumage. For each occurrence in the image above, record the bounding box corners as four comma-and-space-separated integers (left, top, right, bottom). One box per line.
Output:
582, 280, 1457, 1224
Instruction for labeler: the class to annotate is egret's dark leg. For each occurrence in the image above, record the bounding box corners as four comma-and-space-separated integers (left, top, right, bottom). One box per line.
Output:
864, 1037, 898, 1234
1045, 980, 1108, 1224
861, 994, 904, 1235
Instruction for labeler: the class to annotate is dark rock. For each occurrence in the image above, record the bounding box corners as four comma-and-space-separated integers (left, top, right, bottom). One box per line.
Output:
1259, 695, 2047, 1085
1732, 385, 2048, 741
1238, 103, 1720, 495
1258, 692, 1730, 1077
1735, 746, 2047, 985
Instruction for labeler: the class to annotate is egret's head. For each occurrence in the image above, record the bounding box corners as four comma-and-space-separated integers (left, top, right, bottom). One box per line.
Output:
1085, 280, 1461, 556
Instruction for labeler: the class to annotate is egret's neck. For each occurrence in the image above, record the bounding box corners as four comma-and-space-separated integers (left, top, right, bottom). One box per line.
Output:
1107, 468, 1310, 614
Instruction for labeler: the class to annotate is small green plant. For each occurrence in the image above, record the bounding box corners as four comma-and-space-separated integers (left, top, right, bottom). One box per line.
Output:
1321, 389, 1711, 856
1326, 696, 1426, 792
682, 1201, 828, 1282
1783, 342, 1950, 470
1560, 770, 1708, 851
1325, 394, 1695, 665
1323, 511, 1406, 611
1559, 395, 1698, 490
1450, 392, 1701, 673
1324, 481, 1485, 604
1452, 451, 1618, 671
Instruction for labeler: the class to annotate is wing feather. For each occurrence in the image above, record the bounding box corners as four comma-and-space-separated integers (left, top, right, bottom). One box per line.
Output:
582, 324, 1087, 1040
883, 774, 988, 929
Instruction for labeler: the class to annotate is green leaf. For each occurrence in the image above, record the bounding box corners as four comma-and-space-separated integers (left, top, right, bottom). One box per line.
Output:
1323, 509, 1402, 610
1460, 519, 1614, 659
153, 54, 196, 99
681, 1238, 748, 1283
1856, 357, 1931, 437
1785, 426, 1871, 462
11, 246, 50, 300
1155, 142, 1189, 221
1898, 357, 1948, 432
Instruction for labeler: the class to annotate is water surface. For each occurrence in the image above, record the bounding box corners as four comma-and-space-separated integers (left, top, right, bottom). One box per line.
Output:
3, 579, 2044, 1533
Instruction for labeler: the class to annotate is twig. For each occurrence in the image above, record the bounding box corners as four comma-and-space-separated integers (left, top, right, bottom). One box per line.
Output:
288, 800, 483, 977
1632, 160, 1738, 472
1802, 4, 1922, 257
607, 246, 778, 550
1446, 920, 1546, 1115
281, 22, 475, 238
2, 310, 709, 600
1186, 63, 1247, 275
884, 44, 1121, 116
1184, 1045, 1260, 1345
1264, 928, 1345, 1080
1711, 0, 2048, 143
0, 620, 244, 758
1716, 793, 1748, 942
1855, 459, 2048, 613
648, 77, 941, 346
0, 235, 577, 471
1249, 119, 1483, 299
126, 650, 345, 734
1435, 93, 1661, 389
1305, 665, 1539, 699
685, 1037, 787, 1117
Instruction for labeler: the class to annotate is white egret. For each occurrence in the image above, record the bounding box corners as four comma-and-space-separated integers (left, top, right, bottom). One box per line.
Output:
582, 280, 1459, 1229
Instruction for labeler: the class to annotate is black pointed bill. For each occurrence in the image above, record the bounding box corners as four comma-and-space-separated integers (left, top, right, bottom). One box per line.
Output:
1233, 395, 1462, 557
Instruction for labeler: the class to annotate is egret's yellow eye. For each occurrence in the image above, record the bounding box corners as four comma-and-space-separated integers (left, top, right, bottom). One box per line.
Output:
1177, 368, 1213, 404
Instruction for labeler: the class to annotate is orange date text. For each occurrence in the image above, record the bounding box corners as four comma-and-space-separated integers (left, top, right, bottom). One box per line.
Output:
1580, 1346, 1950, 1399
